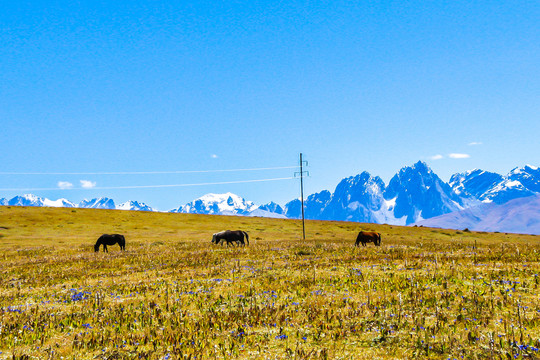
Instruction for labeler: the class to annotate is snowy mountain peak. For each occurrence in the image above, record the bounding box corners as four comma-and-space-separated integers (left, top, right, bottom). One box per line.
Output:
172, 192, 258, 215
258, 201, 284, 215
79, 197, 116, 209
412, 160, 431, 171
43, 198, 76, 208
509, 165, 539, 175
117, 200, 155, 212
385, 162, 462, 224
7, 194, 46, 207
2, 161, 540, 234
449, 169, 504, 201
397, 161, 433, 177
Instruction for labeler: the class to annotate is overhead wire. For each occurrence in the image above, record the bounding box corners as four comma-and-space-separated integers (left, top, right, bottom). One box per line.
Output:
0, 165, 298, 176
0, 164, 303, 192
0, 177, 297, 192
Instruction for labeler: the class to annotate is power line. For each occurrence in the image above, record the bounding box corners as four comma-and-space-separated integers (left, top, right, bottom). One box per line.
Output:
0, 176, 296, 192
0, 165, 297, 176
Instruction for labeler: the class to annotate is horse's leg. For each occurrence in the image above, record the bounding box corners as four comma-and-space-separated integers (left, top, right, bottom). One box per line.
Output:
104, 244, 108, 252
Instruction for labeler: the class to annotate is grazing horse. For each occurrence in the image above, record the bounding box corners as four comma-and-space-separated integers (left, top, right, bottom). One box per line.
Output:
94, 234, 126, 252
211, 230, 249, 247
355, 231, 381, 247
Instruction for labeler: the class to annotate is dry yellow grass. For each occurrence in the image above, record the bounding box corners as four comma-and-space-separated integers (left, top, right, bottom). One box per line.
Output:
1, 206, 540, 359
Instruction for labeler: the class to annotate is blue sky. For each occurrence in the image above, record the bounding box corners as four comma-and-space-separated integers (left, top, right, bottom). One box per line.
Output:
1, 1, 538, 210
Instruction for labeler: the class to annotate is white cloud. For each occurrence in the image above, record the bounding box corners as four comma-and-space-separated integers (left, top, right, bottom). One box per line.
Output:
57, 181, 73, 189
449, 153, 471, 159
211, 154, 218, 159
80, 180, 97, 188
468, 142, 483, 146
429, 154, 444, 160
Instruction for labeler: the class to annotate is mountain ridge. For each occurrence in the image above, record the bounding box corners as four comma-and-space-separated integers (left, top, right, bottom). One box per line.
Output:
2, 161, 540, 232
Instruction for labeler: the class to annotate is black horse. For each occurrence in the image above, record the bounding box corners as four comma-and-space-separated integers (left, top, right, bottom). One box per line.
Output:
211, 230, 249, 247
94, 234, 126, 252
355, 231, 381, 247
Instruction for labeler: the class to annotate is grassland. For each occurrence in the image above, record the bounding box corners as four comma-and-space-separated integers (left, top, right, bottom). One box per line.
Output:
1, 206, 540, 359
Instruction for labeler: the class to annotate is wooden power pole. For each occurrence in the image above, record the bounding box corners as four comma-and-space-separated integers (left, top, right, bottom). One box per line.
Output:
295, 153, 309, 241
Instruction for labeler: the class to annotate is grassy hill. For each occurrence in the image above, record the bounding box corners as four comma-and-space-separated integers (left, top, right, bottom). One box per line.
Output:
1, 206, 539, 359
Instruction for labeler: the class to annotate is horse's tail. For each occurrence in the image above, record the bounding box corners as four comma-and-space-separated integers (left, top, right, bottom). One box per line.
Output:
243, 231, 249, 245
377, 233, 382, 245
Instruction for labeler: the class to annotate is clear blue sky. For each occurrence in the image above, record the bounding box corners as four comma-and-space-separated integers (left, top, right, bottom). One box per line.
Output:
1, 1, 538, 210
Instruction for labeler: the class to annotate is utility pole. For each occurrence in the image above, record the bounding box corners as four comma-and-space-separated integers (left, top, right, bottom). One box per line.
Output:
295, 153, 309, 241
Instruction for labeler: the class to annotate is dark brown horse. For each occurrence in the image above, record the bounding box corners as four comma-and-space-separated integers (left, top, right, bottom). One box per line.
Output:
355, 231, 381, 247
94, 234, 126, 252
211, 230, 249, 247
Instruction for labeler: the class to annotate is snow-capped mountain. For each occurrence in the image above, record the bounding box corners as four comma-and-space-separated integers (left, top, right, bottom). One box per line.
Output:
170, 192, 258, 215
258, 202, 285, 215
79, 197, 116, 209
117, 200, 155, 212
0, 192, 281, 217
168, 193, 287, 218
449, 169, 503, 202
415, 194, 540, 235
286, 161, 463, 225
322, 172, 386, 223
246, 208, 287, 219
6, 194, 47, 207
44, 198, 77, 208
0, 194, 154, 211
384, 161, 463, 224
509, 165, 540, 193
284, 190, 333, 220
1, 194, 77, 208
2, 161, 540, 234
450, 165, 540, 204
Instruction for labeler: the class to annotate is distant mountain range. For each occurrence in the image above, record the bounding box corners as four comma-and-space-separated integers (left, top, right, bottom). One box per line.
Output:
415, 195, 540, 235
0, 192, 286, 218
169, 192, 286, 218
0, 194, 156, 212
283, 161, 464, 225
2, 161, 539, 234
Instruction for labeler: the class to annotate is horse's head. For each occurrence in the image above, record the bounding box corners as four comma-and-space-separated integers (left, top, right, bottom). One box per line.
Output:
94, 243, 100, 252
211, 234, 217, 243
